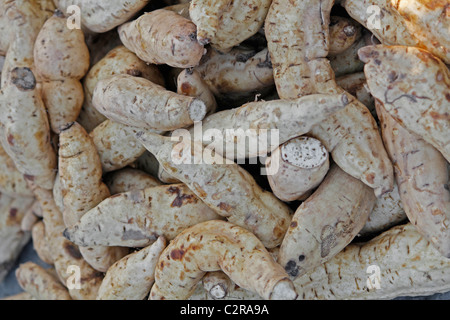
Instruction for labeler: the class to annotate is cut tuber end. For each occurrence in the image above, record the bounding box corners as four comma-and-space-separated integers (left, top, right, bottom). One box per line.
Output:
270, 279, 298, 300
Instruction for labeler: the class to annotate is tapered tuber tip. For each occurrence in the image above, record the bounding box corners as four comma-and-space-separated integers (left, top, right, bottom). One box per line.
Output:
189, 99, 207, 122
270, 279, 298, 300
357, 45, 379, 63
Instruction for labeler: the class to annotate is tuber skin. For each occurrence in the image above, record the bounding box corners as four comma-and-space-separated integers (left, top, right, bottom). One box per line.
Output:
265, 0, 394, 197
103, 167, 162, 195
278, 164, 377, 279
149, 220, 298, 300
59, 122, 129, 272
16, 262, 72, 300
55, 0, 150, 33
266, 136, 330, 202
135, 131, 293, 249
92, 74, 208, 131
118, 9, 205, 68
189, 0, 272, 52
80, 45, 165, 133
97, 237, 167, 300
0, 67, 57, 191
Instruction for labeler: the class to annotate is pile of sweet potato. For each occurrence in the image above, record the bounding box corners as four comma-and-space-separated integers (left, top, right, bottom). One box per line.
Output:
0, 0, 449, 300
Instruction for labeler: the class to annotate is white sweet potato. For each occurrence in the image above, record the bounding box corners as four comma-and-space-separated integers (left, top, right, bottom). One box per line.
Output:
328, 16, 362, 56
359, 182, 406, 237
90, 120, 149, 173
0, 0, 54, 87
118, 9, 205, 68
195, 93, 350, 160
294, 223, 450, 299
33, 187, 104, 300
150, 220, 297, 300
79, 45, 165, 132
97, 237, 167, 300
279, 164, 376, 279
189, 0, 272, 52
63, 183, 223, 248
59, 122, 129, 271
359, 45, 450, 162
103, 167, 161, 195
16, 262, 72, 300
265, 0, 394, 197
0, 67, 57, 191
135, 131, 293, 249
266, 136, 330, 202
0, 143, 34, 197
56, 0, 150, 33
177, 69, 217, 115
31, 220, 54, 265
0, 193, 34, 283
93, 75, 207, 131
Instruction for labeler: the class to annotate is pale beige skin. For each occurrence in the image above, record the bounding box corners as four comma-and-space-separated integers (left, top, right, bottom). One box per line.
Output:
189, 0, 272, 52
342, 0, 450, 64
118, 9, 205, 68
158, 165, 181, 184
177, 69, 217, 115
266, 136, 330, 202
194, 93, 350, 160
59, 122, 110, 228
0, 0, 9, 56
194, 47, 275, 108
328, 16, 362, 56
33, 187, 104, 300
33, 12, 89, 82
0, 193, 34, 282
31, 220, 54, 265
59, 122, 129, 271
359, 45, 450, 163
202, 271, 234, 300
376, 102, 450, 258
294, 223, 450, 299
164, 2, 191, 19
0, 67, 57, 191
393, 0, 450, 64
279, 164, 377, 279
191, 223, 450, 300
103, 168, 161, 195
85, 30, 123, 67
41, 79, 84, 134
329, 30, 380, 77
150, 220, 298, 300
80, 45, 165, 133
0, 143, 34, 197
97, 237, 167, 300
0, 0, 55, 87
359, 182, 406, 237
90, 120, 148, 173
341, 0, 419, 47
16, 262, 72, 300
93, 75, 207, 131
135, 132, 292, 249
64, 183, 223, 248
265, 0, 394, 197
335, 72, 374, 113
53, 173, 64, 213
56, 0, 150, 33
